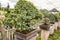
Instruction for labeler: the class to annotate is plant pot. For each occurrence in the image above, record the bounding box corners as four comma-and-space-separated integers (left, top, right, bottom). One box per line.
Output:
14, 29, 37, 40
39, 24, 50, 31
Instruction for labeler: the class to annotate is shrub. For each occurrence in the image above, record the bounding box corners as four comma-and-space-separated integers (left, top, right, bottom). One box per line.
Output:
3, 0, 42, 31
55, 12, 60, 19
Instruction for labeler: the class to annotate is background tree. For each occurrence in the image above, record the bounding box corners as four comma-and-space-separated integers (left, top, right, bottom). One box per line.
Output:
5, 3, 10, 13
0, 3, 1, 10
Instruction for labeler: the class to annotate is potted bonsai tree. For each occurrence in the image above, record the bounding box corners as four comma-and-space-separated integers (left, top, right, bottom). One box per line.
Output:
54, 12, 60, 22
3, 0, 42, 40
39, 16, 51, 40
13, 0, 42, 40
54, 12, 60, 28
39, 16, 50, 31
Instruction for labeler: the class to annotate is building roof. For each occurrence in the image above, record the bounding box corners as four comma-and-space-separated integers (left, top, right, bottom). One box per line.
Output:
50, 8, 59, 12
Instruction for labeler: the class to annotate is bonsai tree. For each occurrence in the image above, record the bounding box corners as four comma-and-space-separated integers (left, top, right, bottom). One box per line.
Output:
48, 13, 56, 24
3, 0, 42, 31
43, 16, 50, 25
42, 10, 56, 24
40, 9, 50, 17
14, 0, 42, 31
40, 16, 50, 30
55, 12, 60, 19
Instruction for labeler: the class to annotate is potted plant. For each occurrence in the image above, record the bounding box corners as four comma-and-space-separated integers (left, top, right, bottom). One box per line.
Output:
14, 0, 42, 40
54, 12, 60, 28
48, 13, 56, 30
3, 0, 42, 40
54, 12, 60, 22
39, 16, 50, 31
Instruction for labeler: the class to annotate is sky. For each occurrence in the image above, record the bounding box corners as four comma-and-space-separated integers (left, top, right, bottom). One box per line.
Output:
0, 0, 60, 11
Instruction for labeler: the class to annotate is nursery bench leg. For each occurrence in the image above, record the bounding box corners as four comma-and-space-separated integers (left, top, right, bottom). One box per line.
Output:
41, 30, 50, 40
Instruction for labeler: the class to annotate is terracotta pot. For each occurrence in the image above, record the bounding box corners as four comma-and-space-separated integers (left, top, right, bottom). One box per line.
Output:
14, 29, 37, 40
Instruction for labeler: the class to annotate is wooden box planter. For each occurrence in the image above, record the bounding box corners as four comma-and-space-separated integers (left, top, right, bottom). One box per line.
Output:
14, 29, 37, 40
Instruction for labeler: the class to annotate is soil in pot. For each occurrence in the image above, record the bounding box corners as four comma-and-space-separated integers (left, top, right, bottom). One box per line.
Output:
16, 29, 35, 34
14, 29, 37, 40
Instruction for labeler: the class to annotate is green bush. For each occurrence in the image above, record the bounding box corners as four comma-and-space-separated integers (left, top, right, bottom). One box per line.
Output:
3, 0, 42, 31
55, 12, 60, 19
14, 0, 42, 31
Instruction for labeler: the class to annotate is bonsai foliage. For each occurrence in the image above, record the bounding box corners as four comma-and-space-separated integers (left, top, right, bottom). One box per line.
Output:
0, 12, 5, 26
3, 0, 42, 31
40, 9, 49, 17
42, 17, 50, 25
48, 13, 56, 24
14, 0, 42, 31
55, 12, 60, 19
3, 4, 14, 28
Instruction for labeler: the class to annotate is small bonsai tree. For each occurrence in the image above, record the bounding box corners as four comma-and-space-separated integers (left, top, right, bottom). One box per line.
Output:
55, 12, 60, 19
43, 16, 50, 25
48, 13, 56, 24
